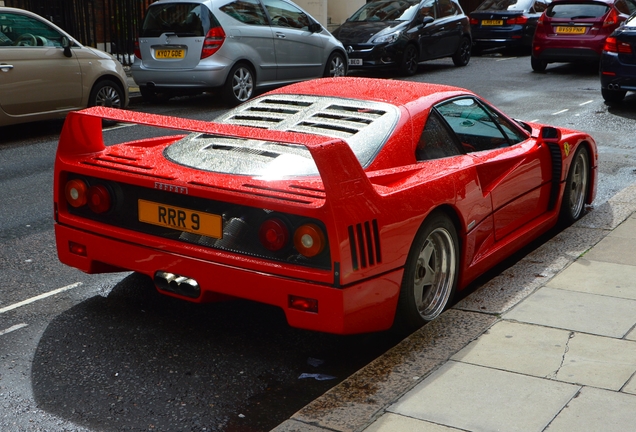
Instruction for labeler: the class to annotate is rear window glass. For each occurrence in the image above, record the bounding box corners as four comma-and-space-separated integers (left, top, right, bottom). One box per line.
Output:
476, 0, 535, 11
141, 3, 217, 37
546, 3, 609, 18
220, 0, 269, 25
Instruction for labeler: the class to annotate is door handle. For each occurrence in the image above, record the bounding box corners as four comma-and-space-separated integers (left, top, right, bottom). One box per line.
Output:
276, 32, 286, 38
0, 64, 14, 72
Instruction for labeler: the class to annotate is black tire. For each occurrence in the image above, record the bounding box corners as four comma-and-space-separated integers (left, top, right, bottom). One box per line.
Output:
531, 56, 547, 72
452, 37, 471, 67
601, 87, 626, 104
395, 211, 459, 331
559, 146, 590, 225
324, 52, 347, 77
89, 79, 124, 109
222, 63, 255, 107
400, 44, 419, 76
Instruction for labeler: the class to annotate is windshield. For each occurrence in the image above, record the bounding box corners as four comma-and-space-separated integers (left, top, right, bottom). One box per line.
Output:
141, 3, 216, 37
546, 3, 609, 19
348, 0, 421, 22
476, 0, 534, 11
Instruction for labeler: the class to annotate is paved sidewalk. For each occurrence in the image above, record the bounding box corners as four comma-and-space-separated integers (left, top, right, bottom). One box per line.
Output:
274, 183, 636, 432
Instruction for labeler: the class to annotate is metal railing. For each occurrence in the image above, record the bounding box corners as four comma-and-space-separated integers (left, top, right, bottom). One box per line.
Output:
5, 0, 152, 66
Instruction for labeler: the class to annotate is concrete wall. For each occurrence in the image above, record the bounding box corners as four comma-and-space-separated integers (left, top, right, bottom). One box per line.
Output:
295, 0, 365, 29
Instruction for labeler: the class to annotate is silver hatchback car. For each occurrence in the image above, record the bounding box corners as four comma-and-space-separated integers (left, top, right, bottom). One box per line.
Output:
132, 0, 348, 106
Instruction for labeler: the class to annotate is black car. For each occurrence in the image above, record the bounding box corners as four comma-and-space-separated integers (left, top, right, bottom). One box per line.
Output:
331, 0, 472, 76
600, 12, 636, 102
470, 0, 551, 54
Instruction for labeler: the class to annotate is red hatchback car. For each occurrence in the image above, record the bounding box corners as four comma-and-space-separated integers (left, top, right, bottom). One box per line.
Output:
531, 0, 636, 71
54, 78, 597, 335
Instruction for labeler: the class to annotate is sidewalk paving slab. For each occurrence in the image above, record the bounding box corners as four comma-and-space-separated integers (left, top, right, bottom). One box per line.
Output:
545, 386, 636, 432
388, 361, 580, 432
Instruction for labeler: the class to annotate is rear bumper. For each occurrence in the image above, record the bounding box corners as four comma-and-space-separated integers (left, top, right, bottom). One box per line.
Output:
131, 62, 230, 89
600, 53, 636, 91
55, 223, 402, 334
534, 47, 601, 62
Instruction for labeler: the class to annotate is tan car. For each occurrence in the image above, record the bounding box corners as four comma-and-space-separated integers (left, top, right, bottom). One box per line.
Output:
0, 7, 129, 127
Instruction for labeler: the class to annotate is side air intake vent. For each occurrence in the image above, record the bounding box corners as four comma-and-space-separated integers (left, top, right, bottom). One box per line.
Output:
348, 219, 382, 271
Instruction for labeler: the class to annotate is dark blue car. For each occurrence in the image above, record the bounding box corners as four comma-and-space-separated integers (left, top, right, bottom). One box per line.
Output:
470, 0, 551, 53
600, 12, 636, 103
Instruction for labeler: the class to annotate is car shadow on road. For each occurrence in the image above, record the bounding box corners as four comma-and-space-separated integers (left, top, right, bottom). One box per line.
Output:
31, 273, 404, 432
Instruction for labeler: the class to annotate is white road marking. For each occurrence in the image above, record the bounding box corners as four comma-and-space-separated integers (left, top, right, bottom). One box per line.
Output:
0, 282, 82, 315
579, 100, 594, 106
105, 122, 136, 131
552, 109, 569, 115
0, 323, 28, 336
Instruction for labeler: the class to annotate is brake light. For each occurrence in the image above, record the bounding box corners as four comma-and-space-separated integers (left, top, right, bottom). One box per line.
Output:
134, 40, 141, 59
603, 8, 618, 27
87, 185, 111, 214
507, 15, 528, 25
201, 26, 225, 59
469, 17, 479, 25
293, 224, 326, 258
604, 36, 633, 53
538, 13, 544, 25
259, 218, 289, 251
65, 179, 88, 208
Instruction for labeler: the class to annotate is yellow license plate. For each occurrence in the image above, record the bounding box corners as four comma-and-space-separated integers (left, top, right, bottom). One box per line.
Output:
155, 48, 185, 59
556, 26, 586, 34
138, 200, 222, 238
481, 20, 503, 25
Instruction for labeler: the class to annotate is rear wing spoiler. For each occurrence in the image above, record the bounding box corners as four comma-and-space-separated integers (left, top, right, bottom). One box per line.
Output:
58, 107, 379, 205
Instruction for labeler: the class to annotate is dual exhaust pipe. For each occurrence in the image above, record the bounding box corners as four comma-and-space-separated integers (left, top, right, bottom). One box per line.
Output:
607, 83, 621, 90
154, 271, 200, 298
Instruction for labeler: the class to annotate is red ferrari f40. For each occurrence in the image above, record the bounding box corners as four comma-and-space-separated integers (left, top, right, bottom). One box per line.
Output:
54, 77, 597, 334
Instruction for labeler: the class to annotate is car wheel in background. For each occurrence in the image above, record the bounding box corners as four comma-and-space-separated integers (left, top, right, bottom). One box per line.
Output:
452, 37, 471, 67
395, 211, 459, 331
560, 146, 590, 225
89, 80, 124, 109
400, 44, 419, 76
222, 63, 255, 106
531, 56, 547, 72
324, 52, 346, 77
601, 87, 627, 104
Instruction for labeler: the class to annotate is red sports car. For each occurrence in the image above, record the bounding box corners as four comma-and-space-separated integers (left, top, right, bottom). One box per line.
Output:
54, 77, 597, 334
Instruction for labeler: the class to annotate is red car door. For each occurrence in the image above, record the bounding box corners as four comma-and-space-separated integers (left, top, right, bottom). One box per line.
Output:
436, 97, 553, 241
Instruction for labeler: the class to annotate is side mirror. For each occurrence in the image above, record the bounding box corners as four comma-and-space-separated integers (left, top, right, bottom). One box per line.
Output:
62, 36, 72, 57
421, 16, 434, 26
308, 23, 322, 33
539, 126, 561, 142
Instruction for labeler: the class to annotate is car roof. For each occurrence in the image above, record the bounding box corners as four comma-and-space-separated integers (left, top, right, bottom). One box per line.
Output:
549, 0, 616, 5
264, 77, 469, 107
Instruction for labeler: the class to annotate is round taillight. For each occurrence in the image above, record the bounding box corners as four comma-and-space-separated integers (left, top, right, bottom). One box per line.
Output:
259, 218, 289, 251
293, 224, 325, 258
87, 185, 111, 214
65, 179, 88, 208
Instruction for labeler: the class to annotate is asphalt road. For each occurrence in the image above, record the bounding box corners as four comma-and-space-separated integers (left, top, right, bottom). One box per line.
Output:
1, 52, 635, 432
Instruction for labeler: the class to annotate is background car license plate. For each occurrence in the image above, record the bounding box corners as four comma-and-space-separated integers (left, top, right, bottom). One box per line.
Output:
349, 58, 363, 66
155, 48, 185, 59
138, 200, 222, 238
482, 20, 503, 25
555, 26, 586, 34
